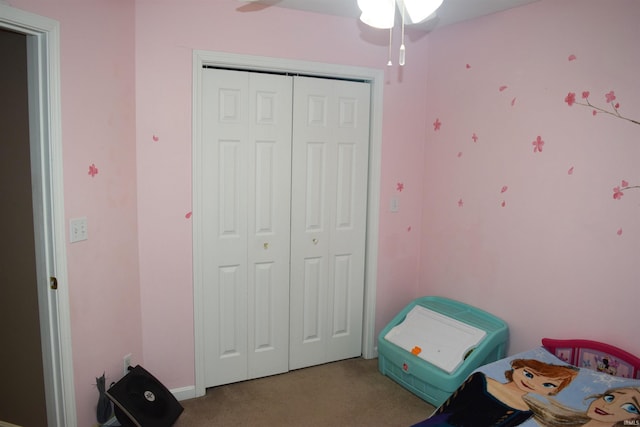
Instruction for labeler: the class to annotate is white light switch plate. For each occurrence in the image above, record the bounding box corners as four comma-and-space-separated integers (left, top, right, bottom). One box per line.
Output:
69, 217, 88, 243
390, 197, 399, 212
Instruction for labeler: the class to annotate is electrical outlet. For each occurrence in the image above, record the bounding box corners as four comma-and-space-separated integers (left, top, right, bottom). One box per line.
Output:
69, 217, 88, 243
123, 353, 132, 376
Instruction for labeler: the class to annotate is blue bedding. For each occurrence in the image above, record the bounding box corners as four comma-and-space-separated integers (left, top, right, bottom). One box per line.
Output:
412, 346, 640, 427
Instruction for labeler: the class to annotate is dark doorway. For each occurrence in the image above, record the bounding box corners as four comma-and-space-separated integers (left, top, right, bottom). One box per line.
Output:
0, 27, 48, 427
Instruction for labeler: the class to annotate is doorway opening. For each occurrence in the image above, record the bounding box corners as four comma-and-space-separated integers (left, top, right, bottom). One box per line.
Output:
0, 4, 76, 426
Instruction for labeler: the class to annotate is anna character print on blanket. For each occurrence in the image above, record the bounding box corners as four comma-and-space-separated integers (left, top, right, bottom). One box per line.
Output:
411, 347, 640, 427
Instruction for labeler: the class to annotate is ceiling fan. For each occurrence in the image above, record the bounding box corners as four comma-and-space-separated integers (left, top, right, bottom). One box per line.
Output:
237, 0, 446, 66
357, 0, 444, 66
358, 0, 444, 28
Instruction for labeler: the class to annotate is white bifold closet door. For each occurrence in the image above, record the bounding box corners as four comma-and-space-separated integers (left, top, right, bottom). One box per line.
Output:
289, 76, 370, 370
201, 68, 370, 388
202, 68, 293, 387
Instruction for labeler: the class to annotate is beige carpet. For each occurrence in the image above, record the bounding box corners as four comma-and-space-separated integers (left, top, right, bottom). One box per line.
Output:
175, 358, 435, 427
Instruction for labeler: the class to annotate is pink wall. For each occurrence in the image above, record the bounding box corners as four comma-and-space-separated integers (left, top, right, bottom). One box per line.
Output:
134, 0, 429, 394
420, 0, 640, 357
6, 0, 142, 425
5, 0, 639, 425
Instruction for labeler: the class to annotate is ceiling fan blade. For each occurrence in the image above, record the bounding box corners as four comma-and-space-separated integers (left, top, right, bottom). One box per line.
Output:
236, 0, 284, 13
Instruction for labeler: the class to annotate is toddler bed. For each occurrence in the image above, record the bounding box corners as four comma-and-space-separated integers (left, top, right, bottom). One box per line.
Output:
411, 338, 640, 427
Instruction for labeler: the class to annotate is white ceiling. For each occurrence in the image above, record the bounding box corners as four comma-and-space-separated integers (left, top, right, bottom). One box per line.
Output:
239, 0, 540, 32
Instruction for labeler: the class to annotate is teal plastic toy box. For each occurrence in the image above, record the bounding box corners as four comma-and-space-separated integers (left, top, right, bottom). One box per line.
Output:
378, 296, 508, 407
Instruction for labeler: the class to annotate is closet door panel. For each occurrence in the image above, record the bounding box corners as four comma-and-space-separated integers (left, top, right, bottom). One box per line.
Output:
202, 69, 292, 386
304, 143, 326, 231
327, 91, 368, 360
331, 254, 351, 337
202, 68, 249, 386
218, 265, 245, 358
219, 141, 241, 237
254, 142, 275, 232
302, 256, 324, 343
202, 68, 369, 381
290, 76, 370, 369
247, 73, 292, 379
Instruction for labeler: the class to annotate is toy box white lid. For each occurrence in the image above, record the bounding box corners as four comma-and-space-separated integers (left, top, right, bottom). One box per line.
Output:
384, 305, 487, 374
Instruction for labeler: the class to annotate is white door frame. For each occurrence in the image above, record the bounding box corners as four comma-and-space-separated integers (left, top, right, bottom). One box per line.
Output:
192, 50, 382, 397
0, 4, 76, 426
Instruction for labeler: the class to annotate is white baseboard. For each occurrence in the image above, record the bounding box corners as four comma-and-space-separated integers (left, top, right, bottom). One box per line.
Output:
366, 345, 378, 359
171, 385, 196, 401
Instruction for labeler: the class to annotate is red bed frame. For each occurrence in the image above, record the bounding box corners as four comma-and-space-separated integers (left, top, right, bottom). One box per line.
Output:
542, 338, 640, 379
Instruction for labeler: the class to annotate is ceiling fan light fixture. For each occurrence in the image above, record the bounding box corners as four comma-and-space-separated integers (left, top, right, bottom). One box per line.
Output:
398, 0, 443, 24
358, 0, 446, 67
357, 0, 396, 29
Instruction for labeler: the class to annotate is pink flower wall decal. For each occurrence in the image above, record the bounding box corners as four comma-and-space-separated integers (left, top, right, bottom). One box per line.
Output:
605, 90, 616, 103
433, 118, 442, 131
152, 135, 159, 142
471, 133, 478, 142
396, 182, 404, 192
566, 88, 640, 204
185, 211, 193, 219
617, 228, 623, 236
88, 163, 99, 177
532, 136, 544, 153
407, 226, 412, 232
568, 54, 577, 61
458, 198, 464, 207
511, 98, 517, 106
499, 85, 508, 92
566, 90, 640, 125
612, 186, 624, 200
500, 185, 508, 207
457, 151, 463, 158
613, 180, 640, 198
564, 92, 576, 106
466, 64, 471, 69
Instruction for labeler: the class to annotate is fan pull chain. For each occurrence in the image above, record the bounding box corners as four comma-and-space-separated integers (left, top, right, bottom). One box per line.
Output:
399, 2, 406, 66
387, 27, 393, 66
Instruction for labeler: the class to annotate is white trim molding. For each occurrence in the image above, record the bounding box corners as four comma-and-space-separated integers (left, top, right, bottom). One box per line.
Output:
171, 385, 196, 402
192, 51, 383, 397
